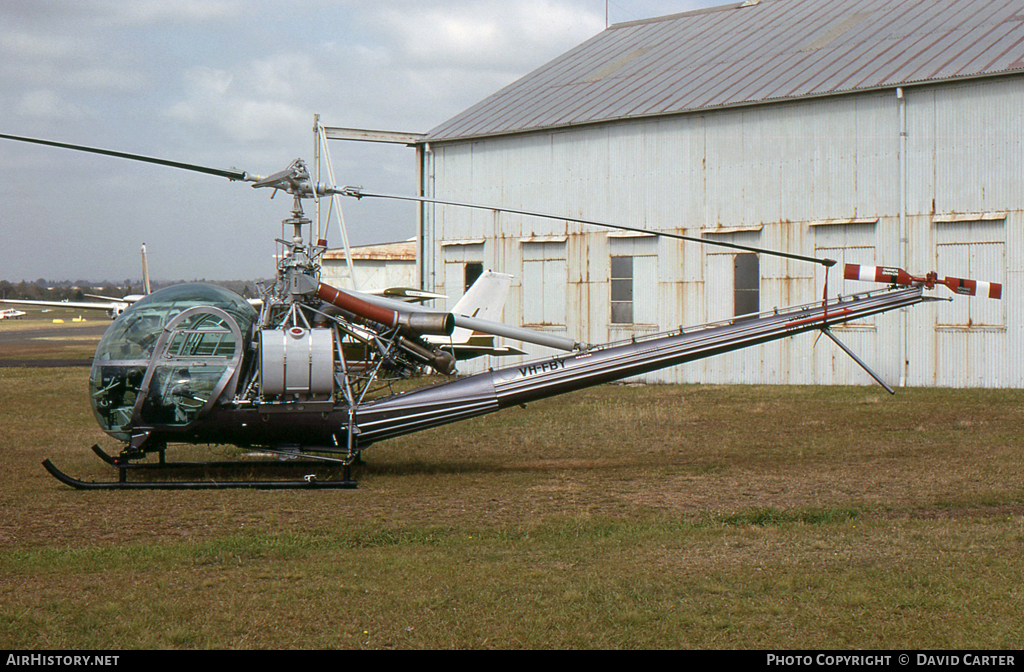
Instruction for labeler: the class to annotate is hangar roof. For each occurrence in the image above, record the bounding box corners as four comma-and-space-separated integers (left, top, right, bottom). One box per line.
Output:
322, 239, 416, 262
427, 0, 1024, 141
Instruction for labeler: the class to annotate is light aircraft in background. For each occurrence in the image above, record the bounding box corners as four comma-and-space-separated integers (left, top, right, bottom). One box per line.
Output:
0, 244, 153, 320
361, 287, 447, 302
425, 270, 526, 359
0, 308, 26, 320
334, 270, 524, 371
0, 295, 139, 320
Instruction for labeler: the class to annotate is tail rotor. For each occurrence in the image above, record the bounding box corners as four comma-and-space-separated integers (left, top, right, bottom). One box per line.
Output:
843, 264, 1002, 299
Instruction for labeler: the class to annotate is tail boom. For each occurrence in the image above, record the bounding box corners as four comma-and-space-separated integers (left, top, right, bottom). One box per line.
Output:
353, 287, 924, 445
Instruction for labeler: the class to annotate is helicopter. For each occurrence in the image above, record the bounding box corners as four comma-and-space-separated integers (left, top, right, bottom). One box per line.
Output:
0, 132, 1003, 490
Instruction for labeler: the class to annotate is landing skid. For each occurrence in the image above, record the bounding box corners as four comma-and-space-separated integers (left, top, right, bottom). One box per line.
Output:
89, 444, 329, 471
42, 445, 358, 490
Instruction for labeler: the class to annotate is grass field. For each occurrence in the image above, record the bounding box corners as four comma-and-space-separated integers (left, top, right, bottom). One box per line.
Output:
0, 350, 1021, 648
0, 311, 104, 361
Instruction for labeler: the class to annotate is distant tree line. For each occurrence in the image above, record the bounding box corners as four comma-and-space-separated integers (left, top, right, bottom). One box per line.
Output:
0, 279, 264, 301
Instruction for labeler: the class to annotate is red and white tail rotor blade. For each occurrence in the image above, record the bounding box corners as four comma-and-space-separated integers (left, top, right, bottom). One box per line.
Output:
941, 276, 1002, 299
843, 264, 1002, 299
844, 264, 914, 286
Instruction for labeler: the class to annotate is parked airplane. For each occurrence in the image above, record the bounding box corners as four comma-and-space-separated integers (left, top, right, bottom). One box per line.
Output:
0, 308, 26, 320
329, 270, 523, 372
0, 244, 152, 320
425, 270, 526, 359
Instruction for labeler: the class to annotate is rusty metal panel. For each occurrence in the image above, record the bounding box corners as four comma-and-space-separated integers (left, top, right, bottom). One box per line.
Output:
930, 79, 1024, 215
929, 216, 1009, 387
936, 240, 1005, 328
1008, 211, 1024, 386
934, 329, 1008, 387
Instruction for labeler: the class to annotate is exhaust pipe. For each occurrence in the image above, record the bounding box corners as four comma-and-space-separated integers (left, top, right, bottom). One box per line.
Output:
316, 282, 455, 336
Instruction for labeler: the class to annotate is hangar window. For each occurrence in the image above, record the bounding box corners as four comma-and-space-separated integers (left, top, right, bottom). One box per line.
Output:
521, 241, 566, 326
442, 242, 484, 309
703, 228, 761, 322
464, 262, 483, 293
609, 235, 657, 325
733, 254, 760, 317
611, 255, 633, 324
934, 219, 1005, 328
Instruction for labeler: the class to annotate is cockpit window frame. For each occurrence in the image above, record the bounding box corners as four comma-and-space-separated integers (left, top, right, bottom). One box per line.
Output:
129, 305, 246, 429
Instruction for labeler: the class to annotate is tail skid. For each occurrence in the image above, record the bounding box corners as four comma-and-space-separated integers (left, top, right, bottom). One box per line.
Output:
820, 328, 894, 394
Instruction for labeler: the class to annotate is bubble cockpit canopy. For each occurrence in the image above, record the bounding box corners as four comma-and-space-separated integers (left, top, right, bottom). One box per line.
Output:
90, 284, 257, 440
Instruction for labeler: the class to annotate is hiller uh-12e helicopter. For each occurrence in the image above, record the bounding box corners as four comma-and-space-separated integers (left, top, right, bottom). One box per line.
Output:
0, 132, 1003, 490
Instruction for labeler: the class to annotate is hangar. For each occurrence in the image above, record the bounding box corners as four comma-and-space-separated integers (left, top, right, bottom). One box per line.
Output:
320, 239, 418, 292
415, 0, 1023, 388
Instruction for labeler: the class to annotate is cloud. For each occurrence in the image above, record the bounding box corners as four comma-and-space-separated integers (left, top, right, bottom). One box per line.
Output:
166, 65, 311, 144
308, 0, 606, 132
16, 90, 92, 120
0, 29, 78, 61
0, 19, 148, 99
5, 0, 246, 29
373, 0, 604, 72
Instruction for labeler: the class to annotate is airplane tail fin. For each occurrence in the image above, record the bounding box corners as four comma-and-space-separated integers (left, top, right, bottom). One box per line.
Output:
447, 271, 512, 344
141, 243, 151, 295
416, 271, 524, 359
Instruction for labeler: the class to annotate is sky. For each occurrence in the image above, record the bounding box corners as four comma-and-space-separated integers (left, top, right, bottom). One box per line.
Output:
0, 0, 725, 283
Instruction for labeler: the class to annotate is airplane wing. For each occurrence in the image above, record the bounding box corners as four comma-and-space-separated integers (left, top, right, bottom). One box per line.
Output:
0, 298, 126, 312
84, 293, 144, 303
1, 244, 148, 319
364, 287, 447, 302
444, 335, 527, 358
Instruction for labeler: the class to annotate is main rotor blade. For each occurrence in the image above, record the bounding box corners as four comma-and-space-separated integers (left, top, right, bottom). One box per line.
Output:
336, 187, 836, 268
0, 133, 254, 182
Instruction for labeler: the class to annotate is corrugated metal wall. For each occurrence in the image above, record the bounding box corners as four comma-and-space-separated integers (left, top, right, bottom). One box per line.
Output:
423, 78, 1022, 387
